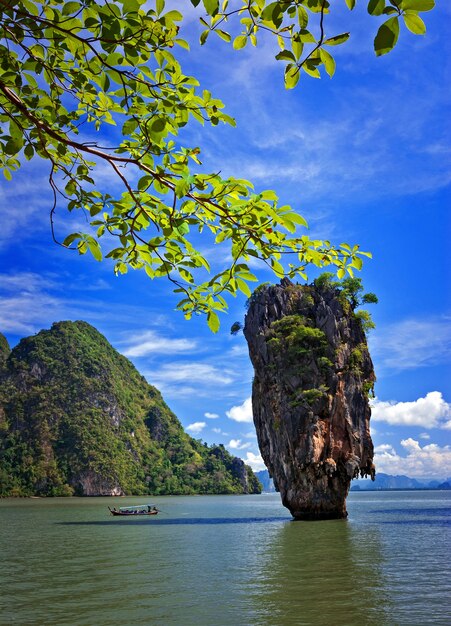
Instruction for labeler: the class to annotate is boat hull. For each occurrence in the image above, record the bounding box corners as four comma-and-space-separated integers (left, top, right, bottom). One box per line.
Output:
108, 508, 158, 516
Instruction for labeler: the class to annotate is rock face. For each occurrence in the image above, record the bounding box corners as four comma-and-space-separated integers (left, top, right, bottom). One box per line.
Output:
244, 280, 375, 520
0, 321, 261, 497
0, 333, 10, 365
255, 469, 277, 493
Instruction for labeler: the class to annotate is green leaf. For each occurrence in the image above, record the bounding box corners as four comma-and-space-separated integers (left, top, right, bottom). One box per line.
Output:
275, 50, 296, 62
207, 310, 220, 333
271, 259, 284, 277
345, 0, 356, 8
401, 0, 435, 11
175, 38, 190, 51
236, 277, 252, 297
203, 0, 220, 17
233, 35, 247, 50
21, 0, 39, 16
24, 144, 34, 161
261, 190, 279, 201
261, 2, 284, 28
298, 29, 316, 44
9, 120, 24, 148
350, 256, 363, 270
323, 33, 350, 46
292, 35, 304, 60
284, 64, 300, 89
303, 62, 321, 79
163, 10, 183, 22
65, 180, 77, 196
367, 0, 385, 16
403, 12, 426, 34
62, 2, 81, 16
122, 118, 139, 135
320, 48, 336, 77
137, 175, 152, 191
374, 16, 400, 55
298, 5, 309, 28
216, 29, 231, 42
156, 0, 165, 14
285, 212, 308, 228
87, 240, 103, 262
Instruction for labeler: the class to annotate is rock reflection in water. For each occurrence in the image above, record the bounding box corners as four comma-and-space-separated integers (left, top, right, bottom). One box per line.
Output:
244, 519, 391, 626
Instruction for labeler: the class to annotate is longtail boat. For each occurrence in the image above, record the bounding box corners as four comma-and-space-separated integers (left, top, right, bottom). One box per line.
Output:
108, 504, 159, 516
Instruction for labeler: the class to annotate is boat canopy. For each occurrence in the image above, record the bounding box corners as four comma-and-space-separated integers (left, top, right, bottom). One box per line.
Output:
119, 504, 155, 511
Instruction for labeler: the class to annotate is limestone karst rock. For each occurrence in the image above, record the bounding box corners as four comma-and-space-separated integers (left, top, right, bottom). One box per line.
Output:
0, 332, 10, 365
0, 321, 261, 497
244, 279, 375, 520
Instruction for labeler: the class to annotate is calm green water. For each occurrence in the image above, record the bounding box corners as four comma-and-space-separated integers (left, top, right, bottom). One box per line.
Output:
0, 491, 450, 625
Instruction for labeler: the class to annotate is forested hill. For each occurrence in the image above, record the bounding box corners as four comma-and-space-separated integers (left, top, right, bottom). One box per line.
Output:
0, 321, 261, 497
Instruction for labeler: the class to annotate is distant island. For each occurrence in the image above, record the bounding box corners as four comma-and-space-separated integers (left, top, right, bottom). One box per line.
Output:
351, 473, 451, 491
0, 321, 261, 497
256, 469, 450, 492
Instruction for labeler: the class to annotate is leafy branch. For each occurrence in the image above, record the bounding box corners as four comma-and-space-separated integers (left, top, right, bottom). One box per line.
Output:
0, 0, 434, 331
195, 0, 435, 85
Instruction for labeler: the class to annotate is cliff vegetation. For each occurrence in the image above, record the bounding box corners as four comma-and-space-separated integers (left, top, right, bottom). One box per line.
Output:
0, 321, 260, 497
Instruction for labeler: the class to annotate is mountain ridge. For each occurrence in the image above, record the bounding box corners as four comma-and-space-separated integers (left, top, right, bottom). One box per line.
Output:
255, 469, 450, 492
0, 321, 261, 497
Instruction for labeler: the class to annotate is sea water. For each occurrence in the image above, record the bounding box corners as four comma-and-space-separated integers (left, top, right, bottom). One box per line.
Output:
0, 491, 449, 625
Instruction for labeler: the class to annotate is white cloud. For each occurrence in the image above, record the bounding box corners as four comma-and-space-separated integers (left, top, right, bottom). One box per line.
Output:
370, 317, 451, 372
244, 452, 266, 472
420, 433, 431, 440
204, 412, 219, 419
226, 396, 253, 423
375, 444, 396, 453
371, 392, 451, 429
375, 438, 451, 479
186, 421, 206, 434
212, 427, 229, 436
147, 363, 235, 387
0, 290, 64, 334
121, 330, 197, 357
0, 272, 57, 294
0, 272, 166, 337
228, 344, 249, 357
0, 166, 50, 247
228, 439, 252, 450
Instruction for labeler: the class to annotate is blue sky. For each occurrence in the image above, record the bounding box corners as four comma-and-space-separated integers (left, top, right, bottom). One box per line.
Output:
0, 1, 450, 479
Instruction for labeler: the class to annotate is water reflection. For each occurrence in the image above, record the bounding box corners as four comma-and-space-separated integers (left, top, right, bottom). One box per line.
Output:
243, 519, 392, 626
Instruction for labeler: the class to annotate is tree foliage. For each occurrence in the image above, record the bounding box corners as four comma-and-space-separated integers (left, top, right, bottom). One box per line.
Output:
196, 0, 435, 83
0, 0, 434, 330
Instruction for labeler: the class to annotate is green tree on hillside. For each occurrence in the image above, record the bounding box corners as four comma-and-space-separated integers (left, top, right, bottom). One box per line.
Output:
0, 0, 434, 329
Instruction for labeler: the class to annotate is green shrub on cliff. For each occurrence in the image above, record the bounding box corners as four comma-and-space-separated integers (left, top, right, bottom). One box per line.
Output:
314, 273, 378, 333
267, 315, 329, 369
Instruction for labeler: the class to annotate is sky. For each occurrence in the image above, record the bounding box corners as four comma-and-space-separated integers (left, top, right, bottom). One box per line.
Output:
0, 1, 450, 480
